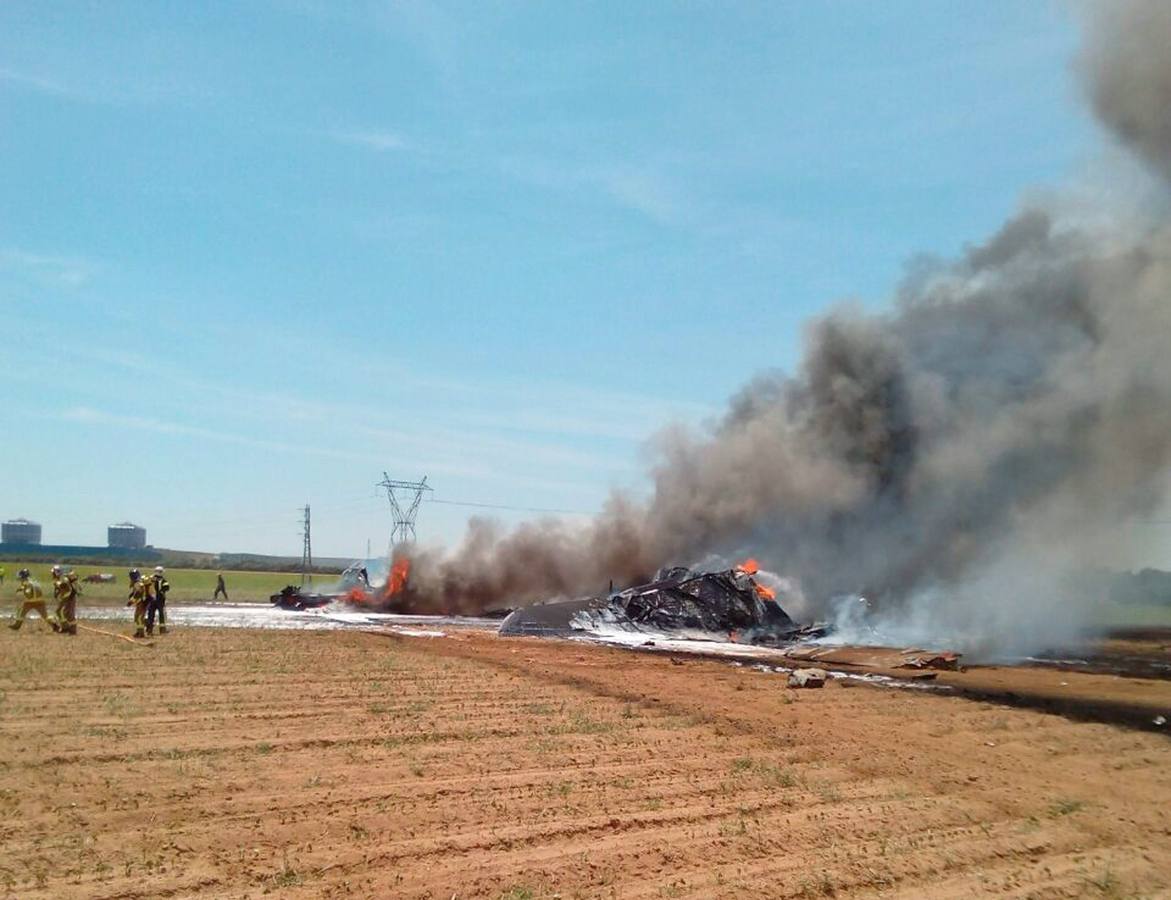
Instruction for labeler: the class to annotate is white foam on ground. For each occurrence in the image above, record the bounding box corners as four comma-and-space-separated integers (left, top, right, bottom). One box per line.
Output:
78, 603, 492, 634
574, 621, 812, 661
569, 621, 949, 691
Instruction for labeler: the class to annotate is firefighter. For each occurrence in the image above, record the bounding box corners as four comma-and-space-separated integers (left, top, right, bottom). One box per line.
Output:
66, 571, 81, 631
127, 569, 151, 638
51, 565, 79, 635
147, 565, 170, 635
10, 568, 53, 631
214, 572, 228, 601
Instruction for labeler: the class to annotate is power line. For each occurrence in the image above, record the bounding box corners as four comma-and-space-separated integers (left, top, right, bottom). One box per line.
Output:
426, 497, 594, 516
160, 495, 383, 531
140, 488, 596, 548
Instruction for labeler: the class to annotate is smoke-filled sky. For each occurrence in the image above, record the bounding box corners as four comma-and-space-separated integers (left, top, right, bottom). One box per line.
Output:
5, 1, 1166, 568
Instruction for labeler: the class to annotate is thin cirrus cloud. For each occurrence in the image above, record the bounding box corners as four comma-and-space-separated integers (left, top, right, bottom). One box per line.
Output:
330, 129, 408, 152
491, 153, 696, 228
0, 247, 94, 287
58, 406, 381, 463
54, 405, 618, 509
0, 63, 199, 106
51, 406, 494, 484
42, 334, 704, 453
52, 407, 484, 483
54, 406, 619, 489
0, 66, 73, 97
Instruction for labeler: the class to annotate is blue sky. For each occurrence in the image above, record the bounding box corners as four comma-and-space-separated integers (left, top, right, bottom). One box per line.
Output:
2, 1, 1096, 557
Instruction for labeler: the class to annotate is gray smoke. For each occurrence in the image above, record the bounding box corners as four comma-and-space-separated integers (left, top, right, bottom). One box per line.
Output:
1081, 0, 1171, 179
405, 2, 1171, 657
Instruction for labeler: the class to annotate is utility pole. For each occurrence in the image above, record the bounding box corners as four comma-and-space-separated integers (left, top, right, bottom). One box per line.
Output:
300, 504, 312, 586
377, 474, 433, 549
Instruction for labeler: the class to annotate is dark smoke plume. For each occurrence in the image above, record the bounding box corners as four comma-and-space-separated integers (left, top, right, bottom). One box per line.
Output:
406, 1, 1171, 657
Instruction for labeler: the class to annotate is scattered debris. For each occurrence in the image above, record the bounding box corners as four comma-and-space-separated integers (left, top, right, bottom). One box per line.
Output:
270, 585, 336, 611
1155, 715, 1166, 727
339, 561, 370, 588
898, 651, 961, 671
788, 668, 828, 689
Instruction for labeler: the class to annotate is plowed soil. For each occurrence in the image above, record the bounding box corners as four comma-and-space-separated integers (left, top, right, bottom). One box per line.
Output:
1, 625, 1169, 899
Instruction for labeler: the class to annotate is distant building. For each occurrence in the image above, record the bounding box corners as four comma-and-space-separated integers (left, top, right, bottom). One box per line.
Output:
1, 518, 42, 545
107, 522, 147, 550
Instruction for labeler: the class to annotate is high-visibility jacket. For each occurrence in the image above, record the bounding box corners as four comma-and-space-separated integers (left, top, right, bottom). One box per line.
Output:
17, 580, 43, 601
53, 575, 78, 603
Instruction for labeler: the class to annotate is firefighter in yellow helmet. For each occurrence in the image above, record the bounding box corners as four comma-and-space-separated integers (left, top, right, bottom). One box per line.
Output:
127, 568, 151, 638
51, 565, 80, 635
9, 568, 53, 631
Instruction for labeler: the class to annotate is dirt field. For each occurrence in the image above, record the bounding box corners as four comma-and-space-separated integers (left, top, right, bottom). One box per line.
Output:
1, 626, 1169, 899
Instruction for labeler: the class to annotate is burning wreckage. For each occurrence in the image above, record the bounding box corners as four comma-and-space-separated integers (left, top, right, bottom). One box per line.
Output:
268, 556, 826, 647
270, 557, 962, 670
500, 560, 827, 645
270, 558, 412, 611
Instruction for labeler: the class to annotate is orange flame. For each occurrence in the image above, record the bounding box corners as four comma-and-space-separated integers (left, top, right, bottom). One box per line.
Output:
344, 586, 372, 606
736, 558, 774, 600
385, 557, 411, 599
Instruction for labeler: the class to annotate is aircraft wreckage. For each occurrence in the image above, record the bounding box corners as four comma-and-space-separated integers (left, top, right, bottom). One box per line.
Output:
500, 560, 827, 644
270, 557, 827, 647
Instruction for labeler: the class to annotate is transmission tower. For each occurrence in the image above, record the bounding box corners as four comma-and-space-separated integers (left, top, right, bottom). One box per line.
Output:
377, 473, 432, 547
300, 504, 312, 586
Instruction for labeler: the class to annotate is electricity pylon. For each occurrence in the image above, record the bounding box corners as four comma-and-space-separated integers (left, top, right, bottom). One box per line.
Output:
300, 504, 312, 586
377, 474, 432, 547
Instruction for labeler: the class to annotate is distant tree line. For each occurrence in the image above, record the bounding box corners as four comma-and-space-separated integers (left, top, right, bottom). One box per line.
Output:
0, 550, 347, 574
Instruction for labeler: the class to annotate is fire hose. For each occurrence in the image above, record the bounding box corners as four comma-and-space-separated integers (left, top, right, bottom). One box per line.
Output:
76, 623, 155, 646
